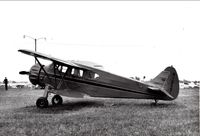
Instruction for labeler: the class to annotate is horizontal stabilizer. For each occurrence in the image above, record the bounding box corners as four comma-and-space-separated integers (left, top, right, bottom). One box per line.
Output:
160, 88, 174, 99
148, 86, 160, 91
148, 86, 174, 99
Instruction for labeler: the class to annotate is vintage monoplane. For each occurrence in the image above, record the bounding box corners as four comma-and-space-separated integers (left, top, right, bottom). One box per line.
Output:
18, 49, 179, 108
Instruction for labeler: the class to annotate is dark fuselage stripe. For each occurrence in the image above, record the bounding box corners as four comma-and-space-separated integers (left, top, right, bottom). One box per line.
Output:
45, 73, 156, 97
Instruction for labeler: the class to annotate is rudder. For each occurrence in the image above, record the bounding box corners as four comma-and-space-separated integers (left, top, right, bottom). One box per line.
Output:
150, 66, 179, 100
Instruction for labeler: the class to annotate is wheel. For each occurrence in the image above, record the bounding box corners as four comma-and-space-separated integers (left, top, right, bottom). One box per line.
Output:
36, 97, 48, 108
52, 95, 63, 106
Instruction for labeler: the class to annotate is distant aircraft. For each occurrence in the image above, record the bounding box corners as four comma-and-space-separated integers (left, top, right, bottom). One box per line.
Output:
18, 49, 179, 108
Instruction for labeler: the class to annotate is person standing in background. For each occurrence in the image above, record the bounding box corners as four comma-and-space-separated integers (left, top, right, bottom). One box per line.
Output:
3, 77, 8, 90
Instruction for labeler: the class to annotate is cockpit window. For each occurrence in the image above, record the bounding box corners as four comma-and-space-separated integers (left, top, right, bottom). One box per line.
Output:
57, 65, 68, 73
48, 63, 54, 69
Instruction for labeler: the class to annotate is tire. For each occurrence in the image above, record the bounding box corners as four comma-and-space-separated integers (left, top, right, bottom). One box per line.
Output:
52, 95, 63, 106
36, 97, 48, 108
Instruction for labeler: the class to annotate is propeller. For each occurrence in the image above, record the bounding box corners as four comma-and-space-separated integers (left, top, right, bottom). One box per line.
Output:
19, 71, 30, 75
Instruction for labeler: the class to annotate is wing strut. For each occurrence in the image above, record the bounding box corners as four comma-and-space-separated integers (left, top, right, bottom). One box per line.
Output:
53, 63, 68, 90
57, 68, 68, 89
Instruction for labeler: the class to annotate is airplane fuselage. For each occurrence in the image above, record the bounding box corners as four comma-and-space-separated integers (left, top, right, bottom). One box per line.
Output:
29, 63, 169, 100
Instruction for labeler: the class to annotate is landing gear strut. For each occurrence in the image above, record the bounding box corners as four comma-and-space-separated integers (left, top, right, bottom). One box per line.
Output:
36, 85, 63, 108
36, 86, 50, 108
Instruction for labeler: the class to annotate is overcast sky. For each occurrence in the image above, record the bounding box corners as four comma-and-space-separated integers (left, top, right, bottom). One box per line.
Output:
0, 1, 199, 82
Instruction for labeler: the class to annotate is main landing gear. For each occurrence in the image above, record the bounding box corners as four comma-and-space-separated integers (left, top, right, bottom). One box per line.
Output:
36, 86, 63, 108
36, 97, 49, 108
52, 95, 63, 106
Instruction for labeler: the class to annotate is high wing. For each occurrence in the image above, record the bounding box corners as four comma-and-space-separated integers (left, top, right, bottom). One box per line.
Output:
18, 49, 92, 70
19, 49, 131, 78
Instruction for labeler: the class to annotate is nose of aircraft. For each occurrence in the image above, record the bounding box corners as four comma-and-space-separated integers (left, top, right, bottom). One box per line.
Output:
19, 64, 46, 87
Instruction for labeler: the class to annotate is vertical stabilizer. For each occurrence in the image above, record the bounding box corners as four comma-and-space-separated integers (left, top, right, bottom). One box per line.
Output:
150, 66, 179, 100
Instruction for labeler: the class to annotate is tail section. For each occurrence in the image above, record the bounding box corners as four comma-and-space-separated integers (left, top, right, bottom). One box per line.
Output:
150, 66, 179, 100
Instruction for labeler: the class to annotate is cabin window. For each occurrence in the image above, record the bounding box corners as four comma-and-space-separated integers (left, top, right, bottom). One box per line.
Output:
94, 73, 99, 79
58, 65, 62, 71
62, 66, 68, 73
83, 71, 92, 79
71, 68, 75, 75
69, 68, 99, 79
57, 65, 68, 73
79, 70, 83, 77
71, 68, 83, 77
83, 70, 99, 80
66, 67, 72, 76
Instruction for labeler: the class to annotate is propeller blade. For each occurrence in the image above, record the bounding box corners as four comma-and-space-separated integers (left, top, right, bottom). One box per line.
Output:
19, 71, 30, 75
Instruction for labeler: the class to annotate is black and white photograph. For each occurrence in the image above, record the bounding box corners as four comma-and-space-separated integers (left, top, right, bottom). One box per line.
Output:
0, 1, 199, 135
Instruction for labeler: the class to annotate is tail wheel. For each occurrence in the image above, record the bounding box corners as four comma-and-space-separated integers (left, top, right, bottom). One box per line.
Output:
52, 95, 63, 106
36, 97, 48, 108
154, 99, 159, 105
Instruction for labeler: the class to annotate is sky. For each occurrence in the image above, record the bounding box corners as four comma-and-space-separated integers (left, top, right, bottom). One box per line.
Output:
0, 1, 199, 82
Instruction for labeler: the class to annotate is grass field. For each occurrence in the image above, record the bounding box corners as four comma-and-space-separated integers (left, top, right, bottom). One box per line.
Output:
0, 88, 199, 136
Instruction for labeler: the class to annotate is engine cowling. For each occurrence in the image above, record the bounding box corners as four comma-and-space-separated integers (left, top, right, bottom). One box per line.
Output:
29, 64, 45, 87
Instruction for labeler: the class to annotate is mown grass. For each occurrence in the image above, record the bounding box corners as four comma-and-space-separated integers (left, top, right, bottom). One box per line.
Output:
0, 88, 199, 136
